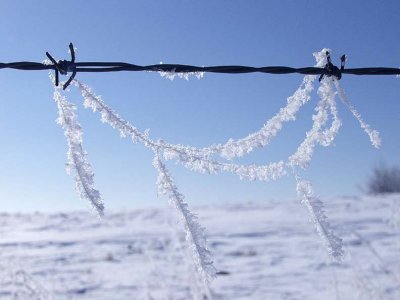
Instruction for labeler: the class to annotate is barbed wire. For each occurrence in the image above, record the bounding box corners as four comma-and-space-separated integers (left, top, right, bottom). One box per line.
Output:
1, 43, 399, 89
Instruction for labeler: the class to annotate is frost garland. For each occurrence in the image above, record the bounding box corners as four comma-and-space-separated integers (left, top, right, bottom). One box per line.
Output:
74, 80, 287, 182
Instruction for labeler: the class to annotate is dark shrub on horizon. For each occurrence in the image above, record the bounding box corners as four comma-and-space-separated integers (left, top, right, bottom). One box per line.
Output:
367, 163, 400, 195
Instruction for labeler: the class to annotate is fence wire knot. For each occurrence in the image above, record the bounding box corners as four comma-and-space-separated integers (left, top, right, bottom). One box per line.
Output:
319, 52, 346, 81
45, 43, 76, 90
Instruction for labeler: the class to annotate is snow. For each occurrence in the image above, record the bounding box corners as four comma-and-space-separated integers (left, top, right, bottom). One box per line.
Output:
0, 195, 399, 300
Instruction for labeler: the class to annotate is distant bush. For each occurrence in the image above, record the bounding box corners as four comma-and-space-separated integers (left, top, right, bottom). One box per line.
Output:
367, 163, 400, 195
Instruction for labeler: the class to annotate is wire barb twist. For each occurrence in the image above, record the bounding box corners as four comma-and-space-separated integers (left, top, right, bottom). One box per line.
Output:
319, 51, 346, 81
46, 43, 76, 90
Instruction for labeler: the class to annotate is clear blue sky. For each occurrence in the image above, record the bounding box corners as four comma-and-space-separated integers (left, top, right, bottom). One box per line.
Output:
0, 1, 399, 212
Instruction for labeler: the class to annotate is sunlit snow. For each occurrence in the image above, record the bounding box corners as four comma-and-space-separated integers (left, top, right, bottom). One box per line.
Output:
0, 195, 399, 300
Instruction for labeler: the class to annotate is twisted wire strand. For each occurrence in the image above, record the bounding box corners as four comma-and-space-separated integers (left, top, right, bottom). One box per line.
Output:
1, 61, 399, 75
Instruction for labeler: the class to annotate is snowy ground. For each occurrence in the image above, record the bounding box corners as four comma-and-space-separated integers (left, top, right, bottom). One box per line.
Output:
0, 195, 399, 300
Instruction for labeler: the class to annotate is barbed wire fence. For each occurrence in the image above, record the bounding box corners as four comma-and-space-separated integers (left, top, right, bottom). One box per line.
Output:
1, 43, 399, 90
1, 43, 399, 299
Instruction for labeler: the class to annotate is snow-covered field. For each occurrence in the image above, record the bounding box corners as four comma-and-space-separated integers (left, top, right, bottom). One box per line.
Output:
0, 195, 399, 300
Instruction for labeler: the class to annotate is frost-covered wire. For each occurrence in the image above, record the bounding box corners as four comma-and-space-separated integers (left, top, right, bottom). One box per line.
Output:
334, 79, 381, 148
162, 143, 286, 181
294, 172, 343, 259
74, 79, 287, 182
286, 76, 343, 259
54, 88, 104, 216
152, 149, 216, 288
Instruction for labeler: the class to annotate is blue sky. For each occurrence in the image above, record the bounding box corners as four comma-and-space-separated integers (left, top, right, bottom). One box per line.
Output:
0, 1, 399, 212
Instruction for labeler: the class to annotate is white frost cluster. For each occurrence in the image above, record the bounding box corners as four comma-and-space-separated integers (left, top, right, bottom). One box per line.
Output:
153, 151, 216, 286
54, 88, 104, 217
158, 63, 205, 80
159, 70, 205, 81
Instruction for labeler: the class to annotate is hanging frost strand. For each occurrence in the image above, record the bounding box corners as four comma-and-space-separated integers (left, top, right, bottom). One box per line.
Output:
153, 150, 216, 286
334, 79, 381, 148
289, 77, 341, 168
54, 88, 104, 217
289, 50, 343, 260
295, 175, 343, 259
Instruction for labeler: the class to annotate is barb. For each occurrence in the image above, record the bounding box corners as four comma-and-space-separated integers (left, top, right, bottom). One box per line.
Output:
45, 43, 76, 90
319, 52, 346, 81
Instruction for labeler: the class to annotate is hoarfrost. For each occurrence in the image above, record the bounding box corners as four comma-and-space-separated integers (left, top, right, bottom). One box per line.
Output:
158, 62, 205, 80
74, 80, 286, 182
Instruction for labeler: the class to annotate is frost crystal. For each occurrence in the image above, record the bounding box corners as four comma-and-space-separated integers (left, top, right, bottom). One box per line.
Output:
158, 63, 205, 80
159, 70, 205, 81
54, 88, 104, 217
